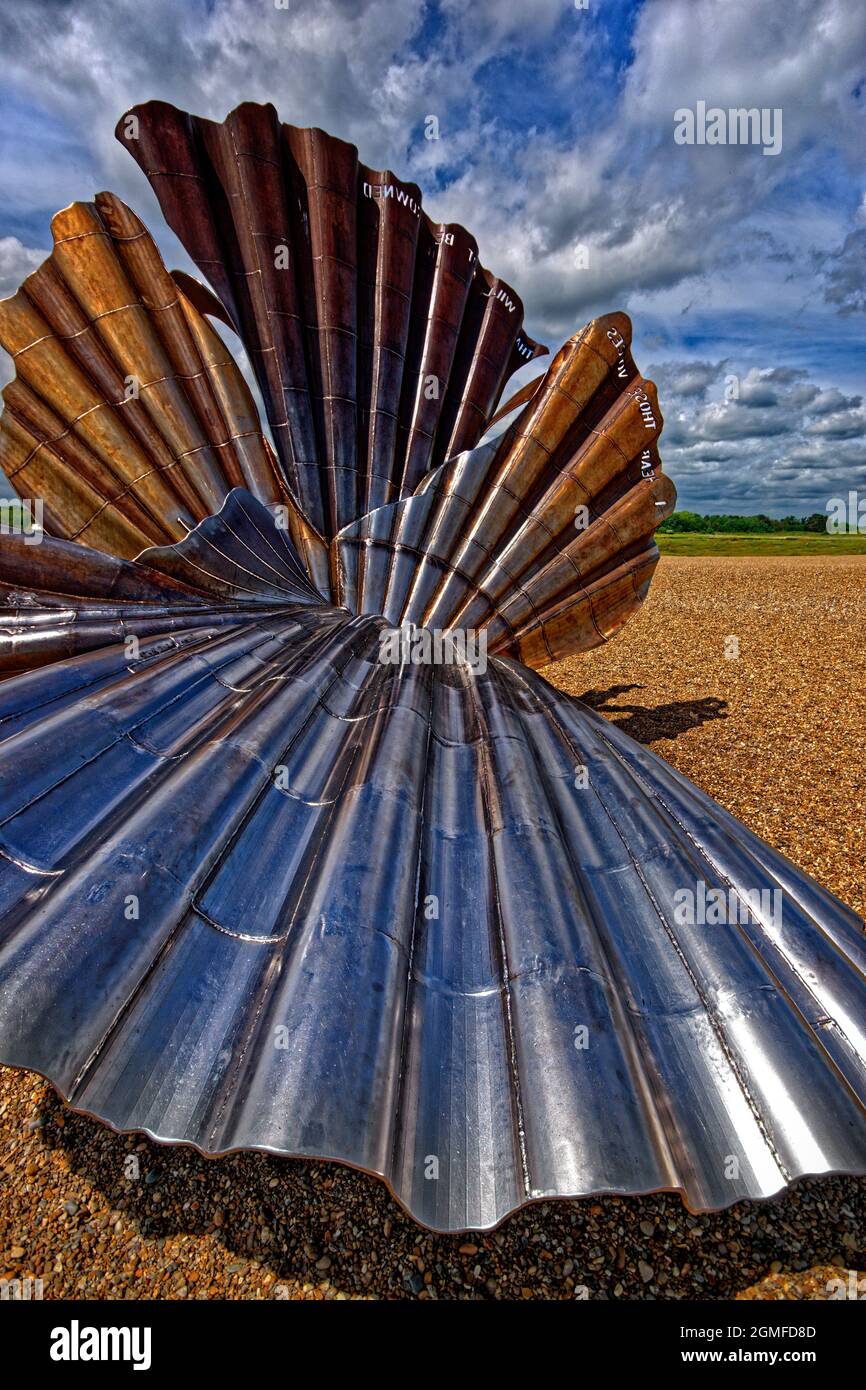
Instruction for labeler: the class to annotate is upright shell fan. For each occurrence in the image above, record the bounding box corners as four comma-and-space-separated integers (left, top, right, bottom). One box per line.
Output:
118, 100, 547, 538
0, 103, 863, 1234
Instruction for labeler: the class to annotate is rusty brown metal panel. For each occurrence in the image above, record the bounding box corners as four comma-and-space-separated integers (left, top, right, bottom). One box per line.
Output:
356, 163, 424, 516
0, 194, 297, 560
434, 266, 530, 464
331, 314, 676, 665
118, 100, 546, 538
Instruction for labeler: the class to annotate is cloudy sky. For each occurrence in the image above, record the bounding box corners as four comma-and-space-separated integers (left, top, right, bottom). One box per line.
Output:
0, 0, 864, 514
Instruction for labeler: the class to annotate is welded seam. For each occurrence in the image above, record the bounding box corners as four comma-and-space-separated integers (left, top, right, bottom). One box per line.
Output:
198, 622, 399, 1145
0, 618, 287, 830
387, 656, 435, 1186
509, 679, 682, 1190
64, 619, 361, 1098
473, 663, 532, 1200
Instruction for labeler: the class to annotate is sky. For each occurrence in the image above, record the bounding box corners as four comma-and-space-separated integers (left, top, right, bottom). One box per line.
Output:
0, 0, 864, 515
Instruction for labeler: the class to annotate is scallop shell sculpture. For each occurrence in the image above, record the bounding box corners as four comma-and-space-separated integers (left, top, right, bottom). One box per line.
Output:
0, 105, 863, 1234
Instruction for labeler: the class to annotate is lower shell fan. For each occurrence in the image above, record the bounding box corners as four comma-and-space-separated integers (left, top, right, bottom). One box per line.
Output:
0, 493, 863, 1233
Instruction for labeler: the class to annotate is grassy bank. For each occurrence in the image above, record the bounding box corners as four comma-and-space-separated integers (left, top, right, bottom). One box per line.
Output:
656, 531, 866, 556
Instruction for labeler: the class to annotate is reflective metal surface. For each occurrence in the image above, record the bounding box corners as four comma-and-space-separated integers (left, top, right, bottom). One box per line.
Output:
333, 316, 677, 664
0, 108, 862, 1233
0, 184, 677, 669
0, 562, 863, 1230
0, 492, 323, 674
117, 100, 546, 538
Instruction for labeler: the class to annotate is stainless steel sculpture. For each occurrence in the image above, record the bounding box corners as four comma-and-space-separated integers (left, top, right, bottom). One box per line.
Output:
0, 103, 863, 1233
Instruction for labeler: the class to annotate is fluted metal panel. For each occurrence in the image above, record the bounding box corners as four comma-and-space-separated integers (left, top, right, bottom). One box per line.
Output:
118, 100, 546, 537
0, 194, 324, 568
333, 316, 677, 663
136, 490, 326, 603
0, 609, 863, 1231
0, 492, 326, 675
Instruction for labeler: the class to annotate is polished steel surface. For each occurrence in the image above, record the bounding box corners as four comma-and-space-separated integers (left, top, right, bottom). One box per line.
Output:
0, 492, 324, 674
0, 523, 863, 1229
0, 107, 863, 1232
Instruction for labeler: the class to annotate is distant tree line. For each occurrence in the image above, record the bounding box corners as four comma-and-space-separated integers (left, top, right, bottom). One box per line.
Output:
658, 511, 828, 533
